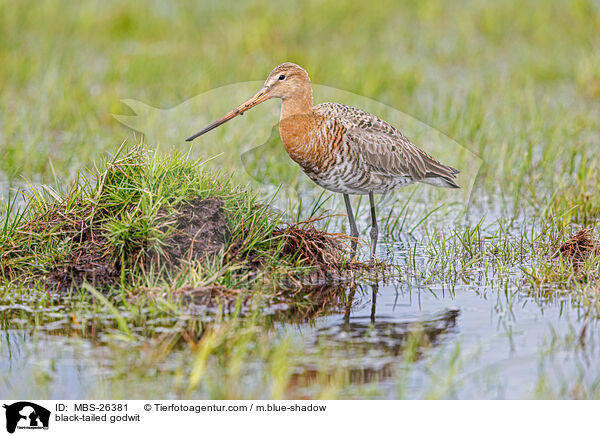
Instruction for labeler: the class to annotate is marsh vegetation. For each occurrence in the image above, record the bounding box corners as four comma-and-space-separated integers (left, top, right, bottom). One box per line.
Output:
1, 0, 599, 399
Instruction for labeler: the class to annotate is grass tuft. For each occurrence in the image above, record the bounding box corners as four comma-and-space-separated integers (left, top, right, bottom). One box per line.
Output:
1, 141, 358, 298
553, 227, 599, 265
273, 217, 358, 271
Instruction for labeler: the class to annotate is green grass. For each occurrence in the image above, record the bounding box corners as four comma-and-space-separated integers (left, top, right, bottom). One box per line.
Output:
1, 142, 353, 288
1, 0, 600, 399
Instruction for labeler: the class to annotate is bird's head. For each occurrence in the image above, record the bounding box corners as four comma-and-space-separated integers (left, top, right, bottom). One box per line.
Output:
259, 62, 310, 99
186, 63, 310, 141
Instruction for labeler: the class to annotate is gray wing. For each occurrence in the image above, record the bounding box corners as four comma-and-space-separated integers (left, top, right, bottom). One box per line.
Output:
318, 103, 460, 187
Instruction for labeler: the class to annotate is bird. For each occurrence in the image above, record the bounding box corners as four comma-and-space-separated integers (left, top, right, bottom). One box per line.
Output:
186, 62, 459, 259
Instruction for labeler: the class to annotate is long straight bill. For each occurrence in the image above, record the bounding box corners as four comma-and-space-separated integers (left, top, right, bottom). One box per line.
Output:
186, 88, 270, 141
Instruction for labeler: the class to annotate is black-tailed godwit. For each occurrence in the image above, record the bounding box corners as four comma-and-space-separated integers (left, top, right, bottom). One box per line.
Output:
187, 63, 459, 258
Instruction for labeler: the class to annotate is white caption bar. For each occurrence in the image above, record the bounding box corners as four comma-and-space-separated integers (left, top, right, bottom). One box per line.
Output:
0, 400, 596, 435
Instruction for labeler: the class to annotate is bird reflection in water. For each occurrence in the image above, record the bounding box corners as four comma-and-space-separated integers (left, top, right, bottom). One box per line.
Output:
290, 280, 460, 388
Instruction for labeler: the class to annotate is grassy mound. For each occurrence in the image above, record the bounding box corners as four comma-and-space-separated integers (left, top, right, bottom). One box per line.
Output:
0, 143, 354, 301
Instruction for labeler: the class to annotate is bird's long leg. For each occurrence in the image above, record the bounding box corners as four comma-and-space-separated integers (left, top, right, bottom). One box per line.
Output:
368, 192, 379, 259
343, 194, 359, 257
370, 281, 378, 324
344, 278, 357, 327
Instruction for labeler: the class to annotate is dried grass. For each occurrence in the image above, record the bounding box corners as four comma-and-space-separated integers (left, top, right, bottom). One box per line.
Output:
553, 227, 599, 265
272, 217, 360, 271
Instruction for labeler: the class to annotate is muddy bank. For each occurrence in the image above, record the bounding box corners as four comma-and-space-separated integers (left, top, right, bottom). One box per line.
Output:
41, 196, 354, 294
46, 197, 231, 291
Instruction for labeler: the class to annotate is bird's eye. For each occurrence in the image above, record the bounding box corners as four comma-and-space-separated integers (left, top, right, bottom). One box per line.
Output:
278, 74, 286, 80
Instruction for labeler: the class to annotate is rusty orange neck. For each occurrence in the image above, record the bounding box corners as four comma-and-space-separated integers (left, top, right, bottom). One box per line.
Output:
277, 80, 322, 165
280, 84, 314, 122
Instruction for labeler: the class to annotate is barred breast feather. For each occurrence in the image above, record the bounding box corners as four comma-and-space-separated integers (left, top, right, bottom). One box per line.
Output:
279, 102, 459, 194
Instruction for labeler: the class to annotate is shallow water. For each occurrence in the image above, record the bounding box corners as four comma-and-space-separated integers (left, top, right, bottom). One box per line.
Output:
288, 276, 594, 398
1, 236, 598, 399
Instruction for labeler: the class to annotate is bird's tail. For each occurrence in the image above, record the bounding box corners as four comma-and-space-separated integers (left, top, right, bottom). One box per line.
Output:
419, 151, 460, 189
420, 175, 460, 189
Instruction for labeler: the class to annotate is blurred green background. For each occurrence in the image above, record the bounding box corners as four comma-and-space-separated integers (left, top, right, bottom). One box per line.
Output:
1, 0, 599, 204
